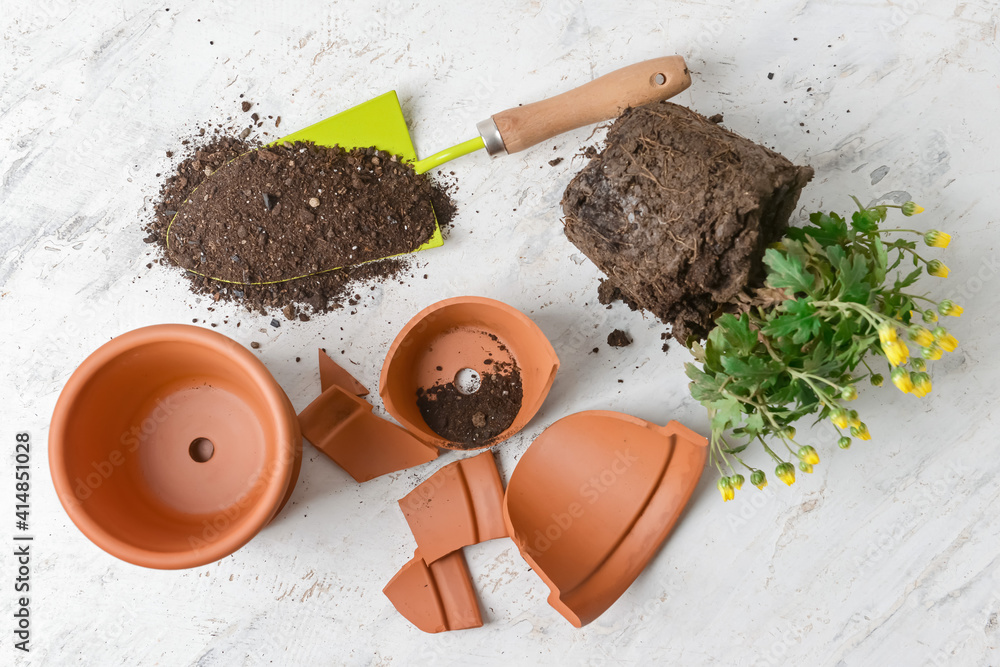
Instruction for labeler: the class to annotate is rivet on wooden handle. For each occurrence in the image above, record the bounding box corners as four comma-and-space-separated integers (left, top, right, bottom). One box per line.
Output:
488, 56, 691, 155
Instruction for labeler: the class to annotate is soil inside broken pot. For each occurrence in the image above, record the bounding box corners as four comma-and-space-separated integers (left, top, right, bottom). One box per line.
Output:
416, 362, 524, 448
562, 101, 814, 343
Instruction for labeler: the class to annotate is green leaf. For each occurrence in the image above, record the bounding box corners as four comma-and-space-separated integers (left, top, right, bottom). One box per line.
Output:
807, 211, 850, 246
835, 252, 872, 303
872, 236, 888, 283
716, 313, 758, 356
851, 209, 880, 233
762, 298, 821, 344
764, 248, 815, 295
721, 354, 781, 382
894, 266, 923, 290
709, 397, 745, 431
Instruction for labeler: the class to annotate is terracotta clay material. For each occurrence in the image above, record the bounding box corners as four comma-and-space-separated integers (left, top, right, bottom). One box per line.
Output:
298, 383, 438, 483
380, 296, 559, 450
398, 450, 506, 564
503, 414, 707, 627
48, 325, 302, 570
318, 348, 368, 396
383, 549, 483, 633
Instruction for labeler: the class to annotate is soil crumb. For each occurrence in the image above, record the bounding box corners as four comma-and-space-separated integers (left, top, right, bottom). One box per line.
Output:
145, 127, 457, 315
607, 329, 632, 347
563, 101, 813, 343
416, 363, 523, 449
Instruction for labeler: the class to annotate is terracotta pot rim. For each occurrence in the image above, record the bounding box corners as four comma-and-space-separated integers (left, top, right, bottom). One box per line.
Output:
49, 324, 298, 569
379, 296, 559, 451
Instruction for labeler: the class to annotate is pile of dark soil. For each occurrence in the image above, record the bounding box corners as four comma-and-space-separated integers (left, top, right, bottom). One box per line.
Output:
563, 101, 813, 343
416, 363, 523, 449
145, 131, 456, 316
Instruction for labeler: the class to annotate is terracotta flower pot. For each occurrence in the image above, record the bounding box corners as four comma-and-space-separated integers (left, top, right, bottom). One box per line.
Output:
503, 413, 707, 627
49, 324, 302, 569
380, 297, 559, 450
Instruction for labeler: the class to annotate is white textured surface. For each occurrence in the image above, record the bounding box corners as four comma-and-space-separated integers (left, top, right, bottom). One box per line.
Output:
3, 0, 1000, 665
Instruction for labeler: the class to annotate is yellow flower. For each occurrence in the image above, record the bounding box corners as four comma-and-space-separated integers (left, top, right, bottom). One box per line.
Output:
831, 408, 850, 429
878, 322, 897, 344
776, 462, 796, 486
938, 300, 963, 317
933, 327, 958, 352
892, 367, 914, 393
798, 445, 820, 465
902, 201, 924, 216
909, 326, 935, 347
911, 372, 932, 398
882, 339, 910, 366
923, 230, 951, 248
922, 344, 943, 360
751, 470, 767, 489
851, 423, 872, 441
718, 477, 735, 502
928, 260, 949, 278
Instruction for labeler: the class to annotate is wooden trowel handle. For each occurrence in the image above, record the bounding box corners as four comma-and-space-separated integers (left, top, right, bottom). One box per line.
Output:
482, 56, 691, 155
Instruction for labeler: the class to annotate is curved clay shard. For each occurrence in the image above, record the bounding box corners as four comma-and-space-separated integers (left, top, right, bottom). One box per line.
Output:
503, 414, 708, 627
298, 385, 438, 482
398, 450, 506, 564
383, 549, 482, 633
380, 296, 559, 450
318, 348, 369, 396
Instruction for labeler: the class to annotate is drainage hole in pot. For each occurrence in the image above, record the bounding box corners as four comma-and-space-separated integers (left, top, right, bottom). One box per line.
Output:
189, 437, 215, 463
454, 368, 481, 395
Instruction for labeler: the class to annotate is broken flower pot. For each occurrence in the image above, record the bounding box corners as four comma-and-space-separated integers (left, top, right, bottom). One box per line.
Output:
397, 450, 507, 564
380, 296, 559, 450
503, 413, 707, 627
383, 549, 483, 633
49, 324, 302, 570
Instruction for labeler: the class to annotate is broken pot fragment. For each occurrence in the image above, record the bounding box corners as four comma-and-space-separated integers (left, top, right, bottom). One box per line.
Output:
318, 348, 368, 396
298, 384, 438, 483
383, 549, 483, 633
503, 413, 708, 627
398, 450, 507, 564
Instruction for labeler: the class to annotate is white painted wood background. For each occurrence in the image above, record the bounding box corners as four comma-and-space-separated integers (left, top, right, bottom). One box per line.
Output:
2, 0, 999, 664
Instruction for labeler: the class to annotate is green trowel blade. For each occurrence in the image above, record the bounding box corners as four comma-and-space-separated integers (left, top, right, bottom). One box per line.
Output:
274, 90, 444, 254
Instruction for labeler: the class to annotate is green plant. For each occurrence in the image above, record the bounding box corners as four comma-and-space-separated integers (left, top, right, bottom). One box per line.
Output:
685, 198, 963, 499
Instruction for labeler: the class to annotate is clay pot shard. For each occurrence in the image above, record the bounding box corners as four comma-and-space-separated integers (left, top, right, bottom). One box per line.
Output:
503, 414, 708, 628
381, 296, 559, 450
318, 348, 368, 396
398, 450, 506, 564
298, 385, 438, 482
383, 549, 483, 633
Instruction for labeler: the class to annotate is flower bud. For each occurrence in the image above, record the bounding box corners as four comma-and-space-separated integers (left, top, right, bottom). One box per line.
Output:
921, 344, 943, 360
717, 476, 735, 502
782, 426, 797, 440
911, 358, 926, 372
909, 326, 935, 347
902, 201, 924, 216
877, 322, 897, 344
882, 339, 909, 366
838, 436, 852, 449
830, 408, 850, 429
848, 409, 861, 429
798, 461, 814, 473
891, 367, 914, 393
850, 422, 872, 441
911, 372, 933, 398
938, 300, 963, 317
870, 373, 884, 387
923, 230, 950, 248
797, 445, 820, 465
841, 385, 858, 401
927, 259, 949, 278
922, 309, 938, 324
731, 474, 745, 490
751, 470, 767, 490
776, 462, 796, 486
